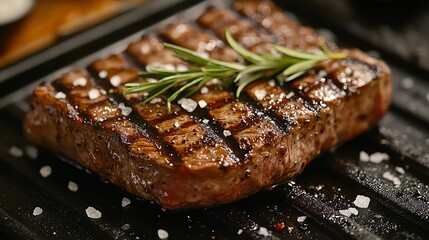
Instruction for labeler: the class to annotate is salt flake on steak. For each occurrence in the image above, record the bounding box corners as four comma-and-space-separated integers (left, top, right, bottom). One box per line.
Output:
179, 98, 198, 112
72, 77, 87, 87
254, 89, 267, 100
88, 89, 100, 100
54, 91, 66, 99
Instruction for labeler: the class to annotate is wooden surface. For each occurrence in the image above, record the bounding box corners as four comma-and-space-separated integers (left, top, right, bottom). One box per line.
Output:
0, 0, 146, 68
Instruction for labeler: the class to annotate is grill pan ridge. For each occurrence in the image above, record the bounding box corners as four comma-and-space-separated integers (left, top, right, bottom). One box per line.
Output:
0, 0, 428, 239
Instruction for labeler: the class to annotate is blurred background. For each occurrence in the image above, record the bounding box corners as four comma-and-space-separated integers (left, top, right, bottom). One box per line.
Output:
0, 0, 146, 68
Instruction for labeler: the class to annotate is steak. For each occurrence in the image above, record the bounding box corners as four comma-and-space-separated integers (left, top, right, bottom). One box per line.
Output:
24, 0, 391, 209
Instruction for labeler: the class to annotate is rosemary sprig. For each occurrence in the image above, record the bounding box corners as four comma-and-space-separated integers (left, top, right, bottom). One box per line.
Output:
124, 30, 346, 112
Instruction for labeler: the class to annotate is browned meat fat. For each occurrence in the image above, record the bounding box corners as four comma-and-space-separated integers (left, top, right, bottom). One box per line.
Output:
24, 0, 391, 209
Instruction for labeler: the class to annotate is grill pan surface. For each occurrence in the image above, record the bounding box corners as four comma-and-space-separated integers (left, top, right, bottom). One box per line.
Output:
0, 0, 428, 239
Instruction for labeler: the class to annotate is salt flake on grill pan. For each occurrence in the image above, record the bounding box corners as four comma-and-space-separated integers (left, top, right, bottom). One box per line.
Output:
122, 197, 131, 207
353, 195, 370, 208
369, 152, 389, 163
9, 146, 23, 158
33, 207, 43, 216
157, 229, 169, 239
85, 206, 102, 219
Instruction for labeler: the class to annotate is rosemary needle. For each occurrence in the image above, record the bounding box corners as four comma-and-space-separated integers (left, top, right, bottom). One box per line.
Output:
124, 29, 346, 112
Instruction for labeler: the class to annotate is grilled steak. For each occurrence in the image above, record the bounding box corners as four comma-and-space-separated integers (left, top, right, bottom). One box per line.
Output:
24, 0, 391, 209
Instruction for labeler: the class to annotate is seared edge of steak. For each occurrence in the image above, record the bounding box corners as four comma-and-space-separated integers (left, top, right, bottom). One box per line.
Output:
24, 0, 391, 209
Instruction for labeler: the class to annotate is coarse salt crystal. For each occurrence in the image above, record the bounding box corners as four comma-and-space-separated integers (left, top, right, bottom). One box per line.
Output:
121, 107, 132, 116
25, 145, 38, 159
99, 70, 108, 78
33, 207, 43, 216
54, 91, 66, 99
68, 181, 78, 192
179, 98, 198, 112
110, 75, 122, 87
157, 229, 169, 239
223, 130, 231, 137
209, 78, 220, 85
353, 195, 370, 208
198, 100, 207, 108
118, 103, 132, 116
348, 207, 358, 215
176, 64, 188, 71
121, 107, 133, 117
359, 151, 369, 162
198, 52, 209, 58
88, 89, 100, 100
254, 89, 267, 100
237, 229, 243, 235
9, 146, 23, 157
286, 92, 294, 99
39, 165, 52, 178
140, 44, 150, 54
297, 216, 306, 222
164, 64, 176, 71
382, 171, 401, 186
121, 223, 131, 231
173, 121, 180, 128
369, 152, 389, 163
395, 166, 405, 174
122, 197, 131, 207
318, 69, 328, 77
150, 98, 163, 104
268, 80, 275, 87
339, 209, 351, 217
257, 227, 270, 237
85, 207, 102, 219
200, 86, 209, 94
202, 119, 209, 124
72, 77, 87, 87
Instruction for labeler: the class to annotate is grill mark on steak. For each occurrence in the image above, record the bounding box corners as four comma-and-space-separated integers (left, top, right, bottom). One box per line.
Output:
92, 55, 236, 165
197, 8, 320, 126
233, 0, 331, 51
197, 7, 276, 49
161, 22, 285, 152
197, 6, 355, 151
87, 55, 184, 162
232, 0, 392, 144
94, 46, 240, 166
233, 0, 382, 91
47, 70, 177, 175
126, 35, 250, 160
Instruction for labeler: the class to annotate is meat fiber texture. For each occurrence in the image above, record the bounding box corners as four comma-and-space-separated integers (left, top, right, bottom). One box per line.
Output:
24, 0, 391, 209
